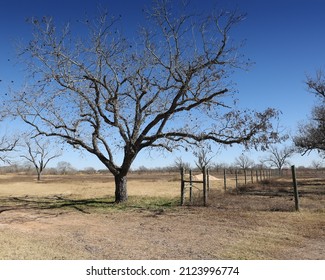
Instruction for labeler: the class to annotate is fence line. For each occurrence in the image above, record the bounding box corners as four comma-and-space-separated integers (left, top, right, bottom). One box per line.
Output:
180, 167, 295, 206
220, 168, 279, 192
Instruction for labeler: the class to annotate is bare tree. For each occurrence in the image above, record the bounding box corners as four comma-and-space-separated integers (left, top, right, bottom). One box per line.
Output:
174, 156, 191, 171
20, 138, 61, 181
264, 146, 295, 175
294, 69, 325, 156
234, 154, 254, 170
193, 145, 214, 172
14, 2, 281, 202
234, 153, 254, 184
83, 167, 97, 174
56, 161, 76, 175
311, 159, 323, 170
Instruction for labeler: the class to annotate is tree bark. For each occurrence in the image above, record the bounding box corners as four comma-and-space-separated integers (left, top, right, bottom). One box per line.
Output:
114, 174, 128, 203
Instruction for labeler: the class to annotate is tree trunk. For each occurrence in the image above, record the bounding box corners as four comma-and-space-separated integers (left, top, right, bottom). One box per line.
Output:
114, 174, 128, 203
37, 170, 41, 181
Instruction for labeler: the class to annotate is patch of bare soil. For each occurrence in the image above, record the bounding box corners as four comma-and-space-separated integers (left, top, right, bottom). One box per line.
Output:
0, 203, 324, 260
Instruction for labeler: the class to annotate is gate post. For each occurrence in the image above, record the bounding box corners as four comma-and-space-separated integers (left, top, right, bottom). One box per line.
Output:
180, 168, 185, 206
189, 169, 193, 204
203, 166, 208, 206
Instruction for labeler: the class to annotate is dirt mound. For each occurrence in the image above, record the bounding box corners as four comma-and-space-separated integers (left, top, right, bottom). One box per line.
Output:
193, 173, 221, 181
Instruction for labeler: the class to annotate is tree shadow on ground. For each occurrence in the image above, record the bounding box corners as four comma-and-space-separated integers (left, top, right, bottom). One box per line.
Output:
0, 195, 179, 215
0, 195, 116, 214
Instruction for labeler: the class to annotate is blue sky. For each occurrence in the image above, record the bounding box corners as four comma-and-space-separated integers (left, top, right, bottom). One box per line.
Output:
1, 0, 325, 170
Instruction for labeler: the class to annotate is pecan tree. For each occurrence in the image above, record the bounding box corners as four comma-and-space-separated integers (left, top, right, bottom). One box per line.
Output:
15, 1, 281, 202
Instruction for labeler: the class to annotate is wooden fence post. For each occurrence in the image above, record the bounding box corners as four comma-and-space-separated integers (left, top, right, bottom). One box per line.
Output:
291, 165, 300, 211
180, 168, 185, 206
207, 168, 210, 194
203, 166, 208, 206
189, 169, 193, 204
223, 169, 227, 192
235, 169, 238, 194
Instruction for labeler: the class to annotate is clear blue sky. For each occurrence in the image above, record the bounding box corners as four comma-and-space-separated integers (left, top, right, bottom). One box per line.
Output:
1, 0, 325, 170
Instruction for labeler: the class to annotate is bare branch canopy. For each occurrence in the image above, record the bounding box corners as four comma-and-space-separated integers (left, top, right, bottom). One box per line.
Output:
13, 1, 282, 202
294, 69, 325, 156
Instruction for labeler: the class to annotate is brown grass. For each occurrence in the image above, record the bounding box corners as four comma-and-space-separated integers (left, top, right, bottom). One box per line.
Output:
0, 173, 324, 260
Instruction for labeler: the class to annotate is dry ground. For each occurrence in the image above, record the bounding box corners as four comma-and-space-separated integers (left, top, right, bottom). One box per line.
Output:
0, 172, 324, 260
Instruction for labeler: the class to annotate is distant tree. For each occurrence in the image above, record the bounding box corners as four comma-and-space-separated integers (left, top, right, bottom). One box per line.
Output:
174, 156, 191, 171
311, 160, 323, 170
83, 167, 97, 174
20, 138, 61, 181
234, 154, 254, 183
234, 154, 254, 170
253, 158, 268, 170
193, 145, 214, 172
264, 146, 295, 175
21, 161, 34, 174
56, 161, 76, 175
2, 163, 19, 173
294, 69, 325, 156
211, 162, 229, 173
14, 1, 282, 202
137, 165, 149, 173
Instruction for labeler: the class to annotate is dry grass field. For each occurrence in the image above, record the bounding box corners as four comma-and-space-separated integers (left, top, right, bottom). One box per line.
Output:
0, 171, 324, 260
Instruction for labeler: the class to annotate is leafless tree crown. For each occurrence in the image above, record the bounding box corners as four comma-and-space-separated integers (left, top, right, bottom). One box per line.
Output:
234, 154, 254, 170
264, 145, 295, 173
13, 1, 282, 201
295, 69, 325, 156
20, 138, 61, 180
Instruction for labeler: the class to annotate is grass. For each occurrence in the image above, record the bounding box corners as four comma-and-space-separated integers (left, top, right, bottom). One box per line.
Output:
0, 194, 180, 215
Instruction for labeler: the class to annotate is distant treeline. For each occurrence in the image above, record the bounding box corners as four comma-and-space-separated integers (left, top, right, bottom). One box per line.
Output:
0, 161, 324, 176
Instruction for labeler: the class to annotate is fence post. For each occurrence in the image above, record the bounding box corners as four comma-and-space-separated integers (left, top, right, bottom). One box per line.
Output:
223, 169, 227, 192
256, 170, 258, 182
235, 169, 238, 194
180, 168, 185, 206
291, 165, 300, 211
244, 169, 247, 185
203, 166, 208, 206
251, 169, 253, 183
207, 168, 210, 193
189, 169, 193, 204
